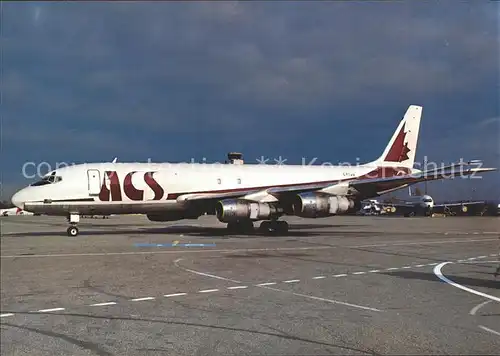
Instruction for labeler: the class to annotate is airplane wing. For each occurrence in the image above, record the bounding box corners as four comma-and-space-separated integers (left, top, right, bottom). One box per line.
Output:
175, 166, 496, 204
432, 200, 488, 215
349, 167, 497, 197
175, 182, 331, 203
433, 201, 485, 207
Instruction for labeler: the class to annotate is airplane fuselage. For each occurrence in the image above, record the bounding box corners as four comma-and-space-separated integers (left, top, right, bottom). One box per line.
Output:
14, 162, 416, 216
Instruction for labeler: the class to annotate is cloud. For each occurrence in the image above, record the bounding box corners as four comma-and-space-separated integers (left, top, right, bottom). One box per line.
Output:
1, 1, 498, 199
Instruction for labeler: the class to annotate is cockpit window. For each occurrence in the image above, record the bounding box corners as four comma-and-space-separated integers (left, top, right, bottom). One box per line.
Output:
423, 198, 433, 203
30, 172, 62, 186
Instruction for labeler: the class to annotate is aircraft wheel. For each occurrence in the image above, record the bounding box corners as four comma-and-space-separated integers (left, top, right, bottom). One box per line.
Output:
241, 220, 254, 233
227, 220, 254, 234
259, 221, 271, 233
67, 226, 79, 237
259, 220, 288, 235
275, 221, 289, 234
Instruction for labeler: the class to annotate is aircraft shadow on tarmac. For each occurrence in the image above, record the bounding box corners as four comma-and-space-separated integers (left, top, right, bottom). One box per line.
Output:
382, 271, 500, 290
5, 224, 378, 238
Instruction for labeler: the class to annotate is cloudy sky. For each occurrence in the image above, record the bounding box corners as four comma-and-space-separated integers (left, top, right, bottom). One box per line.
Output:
1, 1, 499, 201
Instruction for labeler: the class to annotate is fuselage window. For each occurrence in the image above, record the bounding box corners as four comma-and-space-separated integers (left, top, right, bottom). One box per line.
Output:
30, 172, 62, 186
217, 178, 221, 184
237, 178, 241, 184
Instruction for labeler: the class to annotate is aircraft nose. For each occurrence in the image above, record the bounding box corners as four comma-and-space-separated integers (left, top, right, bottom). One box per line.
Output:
11, 190, 26, 209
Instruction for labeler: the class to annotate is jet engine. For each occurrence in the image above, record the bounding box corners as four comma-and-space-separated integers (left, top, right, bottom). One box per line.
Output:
215, 199, 281, 223
147, 211, 201, 222
292, 192, 356, 218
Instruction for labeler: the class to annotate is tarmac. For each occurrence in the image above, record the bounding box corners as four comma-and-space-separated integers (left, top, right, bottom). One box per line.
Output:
1, 214, 499, 355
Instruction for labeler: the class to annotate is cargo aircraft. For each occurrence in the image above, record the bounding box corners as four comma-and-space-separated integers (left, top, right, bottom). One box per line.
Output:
365, 187, 435, 217
11, 105, 497, 236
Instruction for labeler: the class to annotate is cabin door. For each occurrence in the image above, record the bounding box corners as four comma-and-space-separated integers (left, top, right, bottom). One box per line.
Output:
87, 169, 101, 196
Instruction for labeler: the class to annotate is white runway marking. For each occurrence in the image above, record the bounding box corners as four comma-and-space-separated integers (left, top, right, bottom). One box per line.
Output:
175, 259, 381, 312
1, 254, 494, 320
35, 307, 65, 313
283, 279, 300, 283
199, 289, 219, 293
469, 300, 492, 316
479, 325, 500, 337
402, 266, 412, 269
90, 302, 117, 306
164, 293, 187, 297
368, 270, 380, 273
414, 264, 425, 268
130, 297, 155, 302
433, 262, 500, 303
350, 238, 498, 249
174, 258, 243, 283
386, 267, 399, 271
258, 285, 382, 312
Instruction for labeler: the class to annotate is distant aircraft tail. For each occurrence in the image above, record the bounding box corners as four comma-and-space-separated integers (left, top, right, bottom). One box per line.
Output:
372, 105, 422, 168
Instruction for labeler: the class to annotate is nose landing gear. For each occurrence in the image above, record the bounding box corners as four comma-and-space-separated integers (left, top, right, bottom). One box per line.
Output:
67, 225, 79, 237
66, 213, 80, 237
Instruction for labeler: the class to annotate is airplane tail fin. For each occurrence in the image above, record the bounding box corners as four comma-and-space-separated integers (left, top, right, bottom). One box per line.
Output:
372, 105, 422, 168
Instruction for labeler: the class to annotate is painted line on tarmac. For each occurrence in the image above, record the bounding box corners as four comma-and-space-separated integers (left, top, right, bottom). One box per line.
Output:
130, 297, 155, 302
89, 302, 117, 307
198, 289, 219, 293
1, 254, 496, 320
470, 300, 492, 316
164, 293, 187, 298
35, 308, 65, 313
433, 262, 500, 303
2, 238, 498, 259
478, 325, 500, 337
259, 285, 382, 312
350, 237, 498, 248
174, 258, 382, 312
134, 243, 217, 248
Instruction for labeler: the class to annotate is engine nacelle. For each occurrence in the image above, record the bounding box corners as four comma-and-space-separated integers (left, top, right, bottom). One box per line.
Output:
215, 199, 280, 223
147, 211, 200, 222
292, 192, 356, 218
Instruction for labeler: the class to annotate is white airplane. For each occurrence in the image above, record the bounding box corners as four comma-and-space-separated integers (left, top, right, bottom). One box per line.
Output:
377, 195, 435, 216
11, 105, 497, 236
0, 207, 34, 216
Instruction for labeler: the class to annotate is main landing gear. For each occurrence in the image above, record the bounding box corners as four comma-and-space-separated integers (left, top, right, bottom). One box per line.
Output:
66, 213, 80, 237
259, 220, 289, 234
225, 219, 289, 235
